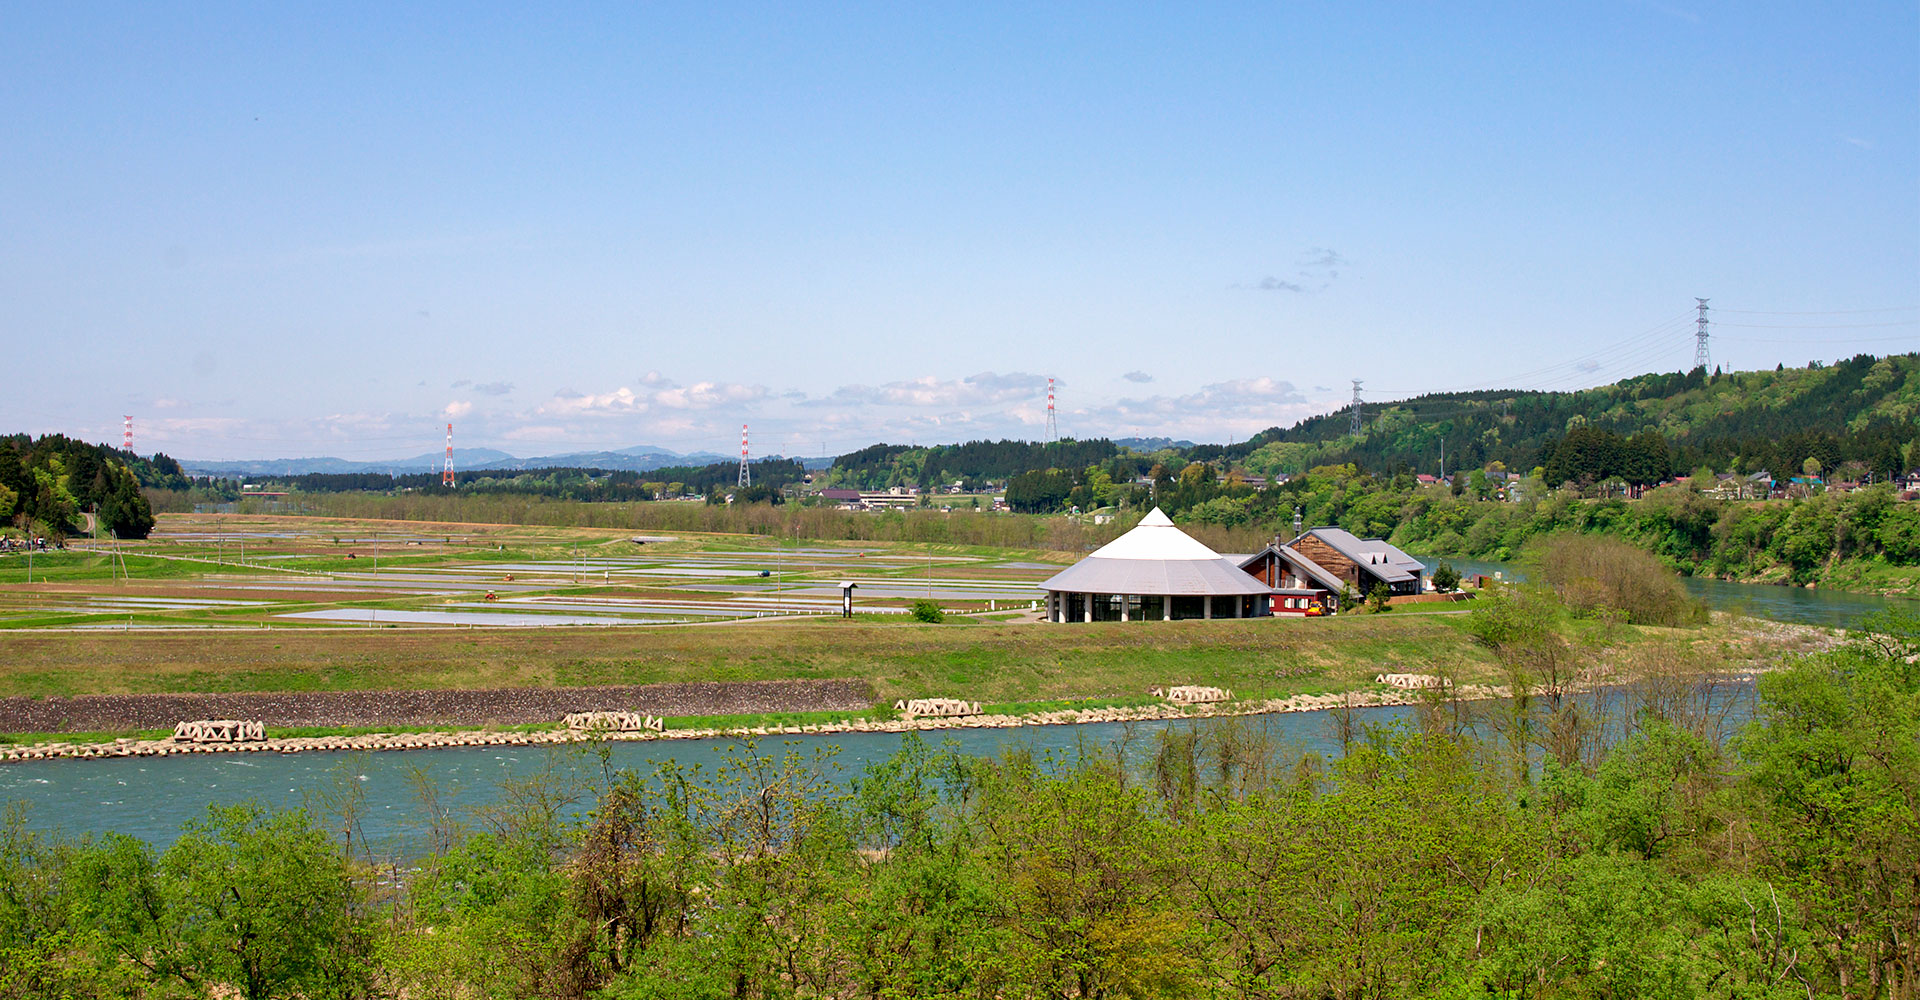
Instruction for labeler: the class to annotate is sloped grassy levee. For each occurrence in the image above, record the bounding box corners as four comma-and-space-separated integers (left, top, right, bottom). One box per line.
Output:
1, 630, 1913, 999
0, 613, 1503, 705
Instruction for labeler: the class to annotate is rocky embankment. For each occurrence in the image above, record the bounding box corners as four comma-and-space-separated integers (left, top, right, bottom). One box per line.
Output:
3, 686, 1496, 762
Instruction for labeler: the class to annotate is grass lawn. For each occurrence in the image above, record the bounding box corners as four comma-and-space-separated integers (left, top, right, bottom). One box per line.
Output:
0, 612, 1724, 707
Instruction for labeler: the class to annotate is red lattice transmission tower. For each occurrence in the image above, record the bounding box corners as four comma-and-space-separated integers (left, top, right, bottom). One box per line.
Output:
442, 423, 455, 487
122, 415, 133, 452
737, 424, 751, 488
1045, 378, 1057, 443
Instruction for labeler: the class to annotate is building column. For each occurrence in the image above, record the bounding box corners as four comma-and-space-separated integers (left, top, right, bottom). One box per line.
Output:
1120, 596, 1129, 622
1083, 592, 1093, 623
1203, 595, 1213, 620
1231, 596, 1242, 618
1162, 596, 1171, 621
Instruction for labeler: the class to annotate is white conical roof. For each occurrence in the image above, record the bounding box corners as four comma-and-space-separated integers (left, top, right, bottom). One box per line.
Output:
1041, 508, 1272, 596
1083, 507, 1224, 561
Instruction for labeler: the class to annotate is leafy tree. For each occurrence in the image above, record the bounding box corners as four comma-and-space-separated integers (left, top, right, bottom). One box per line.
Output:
66, 804, 371, 1000
1431, 560, 1460, 592
910, 599, 944, 623
1738, 633, 1920, 995
1366, 582, 1392, 613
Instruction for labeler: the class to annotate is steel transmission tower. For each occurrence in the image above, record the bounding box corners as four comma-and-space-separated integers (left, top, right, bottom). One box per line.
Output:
122, 415, 133, 452
1694, 298, 1711, 371
1348, 380, 1364, 436
738, 425, 751, 488
442, 424, 455, 487
1045, 377, 1058, 443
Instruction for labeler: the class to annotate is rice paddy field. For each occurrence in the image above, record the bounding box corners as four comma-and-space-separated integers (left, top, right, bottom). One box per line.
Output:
0, 512, 1051, 633
0, 512, 1801, 723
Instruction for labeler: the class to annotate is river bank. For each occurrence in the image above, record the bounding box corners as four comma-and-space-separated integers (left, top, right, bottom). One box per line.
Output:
0, 670, 1776, 764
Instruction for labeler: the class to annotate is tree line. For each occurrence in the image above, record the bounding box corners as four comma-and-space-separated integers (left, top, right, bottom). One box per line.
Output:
1239, 353, 1918, 482
3, 608, 1915, 998
0, 434, 159, 540
165, 459, 808, 505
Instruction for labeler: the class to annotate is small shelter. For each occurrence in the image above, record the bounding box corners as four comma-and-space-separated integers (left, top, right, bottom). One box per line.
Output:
1040, 508, 1272, 622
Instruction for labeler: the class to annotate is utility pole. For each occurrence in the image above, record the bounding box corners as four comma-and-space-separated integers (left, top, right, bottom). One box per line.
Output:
1694, 298, 1711, 371
1349, 380, 1364, 436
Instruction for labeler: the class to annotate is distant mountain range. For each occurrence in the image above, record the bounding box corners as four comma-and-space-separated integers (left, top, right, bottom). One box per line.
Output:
180, 445, 734, 477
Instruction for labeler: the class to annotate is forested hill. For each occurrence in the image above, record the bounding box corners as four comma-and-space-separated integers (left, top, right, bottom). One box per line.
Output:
1238, 353, 1920, 479
0, 434, 167, 539
826, 355, 1917, 490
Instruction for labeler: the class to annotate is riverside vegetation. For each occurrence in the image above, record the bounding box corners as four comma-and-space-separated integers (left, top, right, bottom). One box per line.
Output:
0, 603, 1913, 999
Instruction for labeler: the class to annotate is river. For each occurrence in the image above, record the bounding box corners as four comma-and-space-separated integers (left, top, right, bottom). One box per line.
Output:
1418, 556, 1918, 628
3, 709, 1415, 854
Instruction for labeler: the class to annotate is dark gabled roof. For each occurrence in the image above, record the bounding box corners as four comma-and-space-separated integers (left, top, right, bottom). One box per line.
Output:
1294, 527, 1424, 584
1239, 544, 1349, 592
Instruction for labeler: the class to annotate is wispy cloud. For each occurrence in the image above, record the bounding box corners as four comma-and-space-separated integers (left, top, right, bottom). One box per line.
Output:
1123, 370, 1154, 383
824, 371, 1049, 408
1844, 136, 1876, 150
473, 381, 514, 396
1236, 246, 1351, 294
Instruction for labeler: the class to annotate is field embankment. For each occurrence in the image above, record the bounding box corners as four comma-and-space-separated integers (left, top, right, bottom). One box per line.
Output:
0, 612, 1820, 735
0, 678, 874, 733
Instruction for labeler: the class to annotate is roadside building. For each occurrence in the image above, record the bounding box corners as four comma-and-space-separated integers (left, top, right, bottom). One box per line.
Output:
1238, 527, 1426, 609
1040, 508, 1272, 622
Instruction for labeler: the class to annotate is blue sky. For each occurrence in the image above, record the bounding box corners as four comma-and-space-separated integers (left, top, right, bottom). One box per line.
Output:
3, 2, 1914, 461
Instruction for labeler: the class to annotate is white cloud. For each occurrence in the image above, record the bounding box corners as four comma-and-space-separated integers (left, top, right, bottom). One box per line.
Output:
825, 371, 1049, 408
444, 400, 474, 418
541, 376, 769, 416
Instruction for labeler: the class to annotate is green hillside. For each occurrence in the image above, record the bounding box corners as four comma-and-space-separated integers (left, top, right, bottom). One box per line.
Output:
0, 434, 162, 540
1240, 354, 1919, 480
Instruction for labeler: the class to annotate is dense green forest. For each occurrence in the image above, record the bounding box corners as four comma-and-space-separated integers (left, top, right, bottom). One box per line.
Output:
1239, 353, 1919, 480
4, 604, 1914, 998
0, 435, 163, 540
824, 355, 1918, 491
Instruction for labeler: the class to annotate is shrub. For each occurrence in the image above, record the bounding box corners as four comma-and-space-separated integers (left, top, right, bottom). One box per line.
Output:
910, 599, 945, 623
1432, 561, 1461, 593
1523, 532, 1706, 627
1367, 584, 1393, 613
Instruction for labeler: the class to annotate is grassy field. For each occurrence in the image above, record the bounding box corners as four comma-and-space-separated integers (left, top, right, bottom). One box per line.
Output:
0, 610, 1710, 706
0, 512, 1789, 742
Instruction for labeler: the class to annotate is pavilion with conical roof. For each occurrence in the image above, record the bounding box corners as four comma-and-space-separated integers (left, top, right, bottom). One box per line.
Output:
1040, 508, 1273, 622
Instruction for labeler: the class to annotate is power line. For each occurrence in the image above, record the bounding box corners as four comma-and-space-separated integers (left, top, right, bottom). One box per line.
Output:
1717, 333, 1919, 344
1715, 320, 1918, 329
1717, 306, 1917, 315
